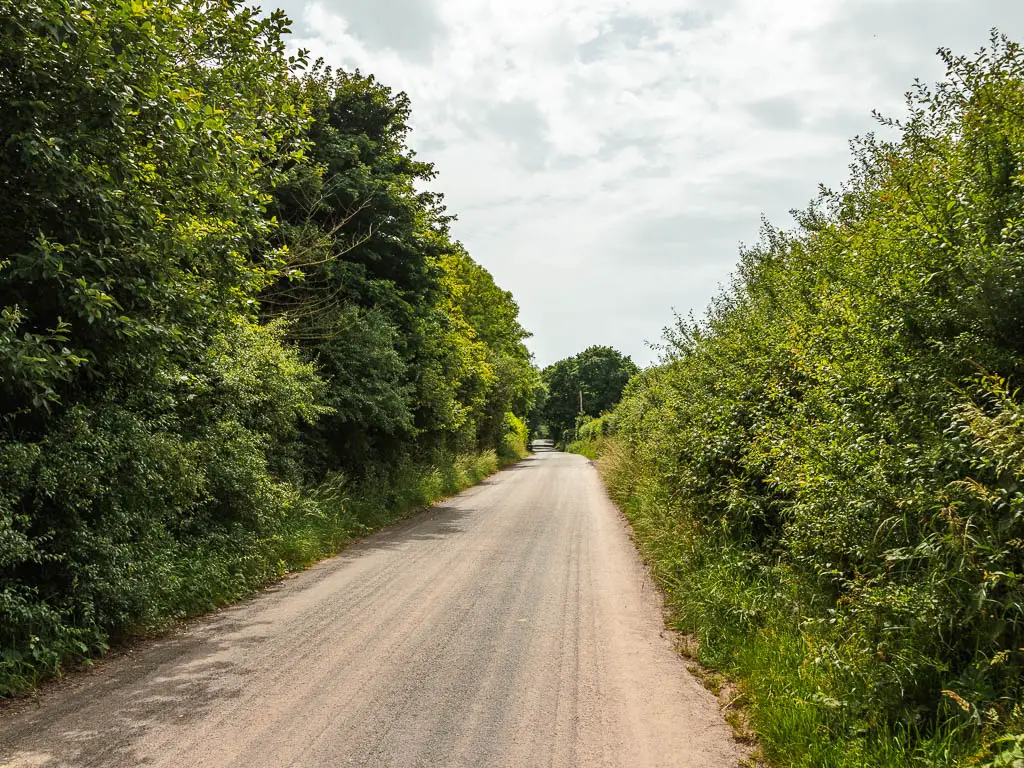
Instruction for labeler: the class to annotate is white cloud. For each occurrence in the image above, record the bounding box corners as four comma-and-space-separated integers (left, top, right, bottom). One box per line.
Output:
279, 0, 1024, 366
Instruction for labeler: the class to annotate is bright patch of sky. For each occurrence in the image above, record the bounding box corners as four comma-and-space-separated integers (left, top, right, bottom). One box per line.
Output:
271, 0, 1024, 366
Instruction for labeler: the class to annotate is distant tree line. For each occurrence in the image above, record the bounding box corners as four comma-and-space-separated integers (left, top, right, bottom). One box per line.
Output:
535, 345, 637, 445
0, 0, 537, 693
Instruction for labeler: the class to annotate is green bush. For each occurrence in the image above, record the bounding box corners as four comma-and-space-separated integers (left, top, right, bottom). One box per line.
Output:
500, 412, 529, 462
603, 35, 1024, 767
565, 413, 613, 459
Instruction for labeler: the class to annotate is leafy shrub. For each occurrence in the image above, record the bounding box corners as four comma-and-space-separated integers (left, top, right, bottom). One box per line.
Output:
603, 34, 1024, 767
500, 413, 529, 462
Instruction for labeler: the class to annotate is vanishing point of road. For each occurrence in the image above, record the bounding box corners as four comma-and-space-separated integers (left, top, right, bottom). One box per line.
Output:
0, 448, 744, 767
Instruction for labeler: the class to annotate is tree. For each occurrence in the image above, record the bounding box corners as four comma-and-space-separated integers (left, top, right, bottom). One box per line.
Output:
264, 64, 540, 469
437, 247, 538, 450
1, 0, 305, 427
540, 346, 638, 443
576, 346, 639, 415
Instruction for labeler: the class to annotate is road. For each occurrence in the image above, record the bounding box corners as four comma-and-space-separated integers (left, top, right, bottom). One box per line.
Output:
0, 449, 743, 768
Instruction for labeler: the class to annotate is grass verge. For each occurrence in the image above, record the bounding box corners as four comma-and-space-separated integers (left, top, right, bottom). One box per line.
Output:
564, 438, 600, 459
593, 437, 1005, 768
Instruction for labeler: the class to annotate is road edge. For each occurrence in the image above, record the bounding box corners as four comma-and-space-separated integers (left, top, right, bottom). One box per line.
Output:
0, 453, 532, 710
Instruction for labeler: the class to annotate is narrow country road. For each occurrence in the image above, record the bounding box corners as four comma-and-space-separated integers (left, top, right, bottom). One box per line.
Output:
0, 449, 743, 768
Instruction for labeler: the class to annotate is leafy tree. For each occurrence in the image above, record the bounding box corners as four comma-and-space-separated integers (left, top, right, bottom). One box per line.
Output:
1, 0, 305, 425
541, 346, 638, 443
438, 247, 538, 451
539, 357, 580, 445
576, 346, 639, 415
265, 64, 539, 468
264, 64, 439, 468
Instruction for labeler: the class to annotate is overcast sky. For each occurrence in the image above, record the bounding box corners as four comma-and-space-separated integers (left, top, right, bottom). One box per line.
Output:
272, 0, 1024, 367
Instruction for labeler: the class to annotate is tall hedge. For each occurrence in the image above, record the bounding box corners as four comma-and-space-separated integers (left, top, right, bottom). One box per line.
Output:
606, 34, 1024, 766
0, 0, 538, 694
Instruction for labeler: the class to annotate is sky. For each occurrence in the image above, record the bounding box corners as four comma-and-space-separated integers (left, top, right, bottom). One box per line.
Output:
271, 0, 1024, 368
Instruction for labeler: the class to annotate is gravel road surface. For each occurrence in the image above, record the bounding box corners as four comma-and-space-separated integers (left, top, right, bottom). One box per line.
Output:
0, 448, 743, 767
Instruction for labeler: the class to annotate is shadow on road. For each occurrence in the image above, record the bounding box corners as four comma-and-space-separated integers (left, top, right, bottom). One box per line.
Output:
0, 450, 552, 767
0, 611, 271, 767
340, 502, 480, 555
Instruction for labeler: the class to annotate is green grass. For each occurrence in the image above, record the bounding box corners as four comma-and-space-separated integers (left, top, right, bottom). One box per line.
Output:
594, 438, 994, 768
564, 439, 599, 459
565, 435, 610, 460
187, 448, 511, 608
261, 449, 511, 574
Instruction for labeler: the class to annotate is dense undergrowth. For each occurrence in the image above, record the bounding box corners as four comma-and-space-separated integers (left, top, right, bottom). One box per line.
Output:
596, 35, 1024, 767
0, 0, 537, 695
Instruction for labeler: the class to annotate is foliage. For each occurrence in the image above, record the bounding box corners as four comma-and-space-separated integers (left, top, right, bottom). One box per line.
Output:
0, 0, 304, 422
437, 248, 539, 452
602, 34, 1024, 767
565, 413, 614, 459
0, 318, 326, 692
500, 412, 530, 462
540, 346, 637, 444
0, 0, 535, 694
264, 64, 538, 467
